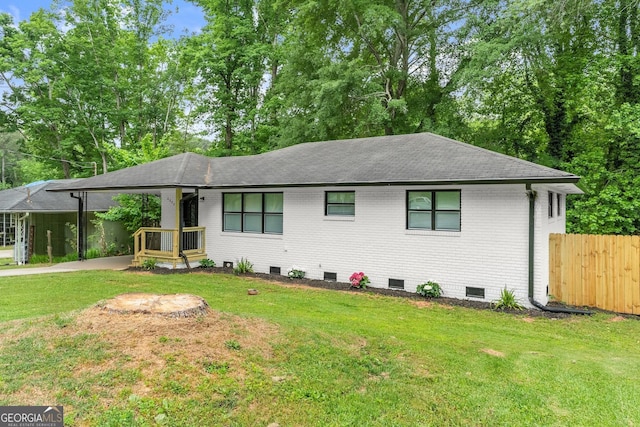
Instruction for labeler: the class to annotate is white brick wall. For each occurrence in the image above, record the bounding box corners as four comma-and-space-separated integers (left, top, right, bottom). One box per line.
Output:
188, 184, 567, 307
534, 186, 567, 305
161, 189, 178, 228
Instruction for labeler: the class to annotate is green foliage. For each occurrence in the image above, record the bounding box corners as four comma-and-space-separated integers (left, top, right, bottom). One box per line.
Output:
198, 258, 216, 268
0, 132, 26, 186
188, 0, 268, 152
203, 360, 229, 374
28, 254, 51, 264
30, 253, 79, 264
224, 340, 241, 351
97, 194, 161, 234
88, 219, 119, 257
142, 258, 158, 271
65, 222, 78, 252
15, 159, 63, 183
493, 288, 524, 311
85, 248, 101, 260
233, 257, 253, 274
417, 281, 443, 298
287, 266, 305, 279
0, 1, 189, 178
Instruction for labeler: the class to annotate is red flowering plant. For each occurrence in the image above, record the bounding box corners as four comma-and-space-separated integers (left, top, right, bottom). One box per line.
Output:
349, 272, 370, 289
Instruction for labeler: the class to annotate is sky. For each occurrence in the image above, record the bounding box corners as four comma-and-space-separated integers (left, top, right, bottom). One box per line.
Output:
0, 0, 206, 36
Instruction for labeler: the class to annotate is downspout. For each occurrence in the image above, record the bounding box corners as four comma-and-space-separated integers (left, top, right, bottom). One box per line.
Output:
526, 184, 591, 315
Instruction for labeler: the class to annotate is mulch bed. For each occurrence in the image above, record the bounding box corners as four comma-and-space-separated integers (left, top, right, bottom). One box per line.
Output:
128, 265, 593, 319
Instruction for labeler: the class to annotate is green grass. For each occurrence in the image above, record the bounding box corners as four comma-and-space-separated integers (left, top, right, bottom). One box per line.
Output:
0, 258, 50, 270
1, 271, 640, 425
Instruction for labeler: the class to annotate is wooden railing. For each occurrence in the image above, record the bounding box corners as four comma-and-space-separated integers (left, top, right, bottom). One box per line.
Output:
132, 227, 206, 268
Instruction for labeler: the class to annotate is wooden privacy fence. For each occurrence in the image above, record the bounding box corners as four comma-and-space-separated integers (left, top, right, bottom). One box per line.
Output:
549, 234, 640, 315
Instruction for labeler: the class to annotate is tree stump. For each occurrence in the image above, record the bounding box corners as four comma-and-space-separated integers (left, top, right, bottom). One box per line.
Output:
98, 293, 209, 318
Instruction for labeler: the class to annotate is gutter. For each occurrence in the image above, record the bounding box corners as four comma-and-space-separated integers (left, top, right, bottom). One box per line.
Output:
526, 184, 591, 315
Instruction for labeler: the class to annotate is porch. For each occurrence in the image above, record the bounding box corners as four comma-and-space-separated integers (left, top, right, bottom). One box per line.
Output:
132, 226, 207, 268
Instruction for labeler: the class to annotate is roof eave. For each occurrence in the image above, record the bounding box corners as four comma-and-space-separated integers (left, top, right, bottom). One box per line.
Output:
45, 176, 582, 192
46, 185, 197, 193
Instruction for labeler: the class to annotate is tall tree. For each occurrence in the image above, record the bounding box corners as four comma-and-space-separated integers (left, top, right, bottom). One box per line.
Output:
0, 0, 188, 177
265, 0, 478, 146
463, 0, 600, 165
0, 10, 77, 177
187, 0, 268, 154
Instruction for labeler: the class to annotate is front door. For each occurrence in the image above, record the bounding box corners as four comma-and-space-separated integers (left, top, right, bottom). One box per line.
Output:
181, 193, 199, 251
182, 194, 198, 228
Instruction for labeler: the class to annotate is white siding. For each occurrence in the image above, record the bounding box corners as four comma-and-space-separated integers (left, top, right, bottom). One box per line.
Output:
194, 184, 565, 307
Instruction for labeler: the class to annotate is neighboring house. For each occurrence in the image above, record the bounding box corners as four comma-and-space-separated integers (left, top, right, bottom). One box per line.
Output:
0, 180, 127, 263
48, 133, 582, 307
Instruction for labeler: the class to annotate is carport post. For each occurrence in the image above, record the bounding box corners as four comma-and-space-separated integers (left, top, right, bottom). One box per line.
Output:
70, 192, 85, 261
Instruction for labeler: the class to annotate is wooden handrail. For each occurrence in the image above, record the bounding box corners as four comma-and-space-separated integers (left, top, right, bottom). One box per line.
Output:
133, 227, 206, 264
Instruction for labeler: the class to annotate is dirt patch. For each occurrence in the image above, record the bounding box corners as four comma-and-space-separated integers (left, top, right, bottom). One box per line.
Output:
480, 348, 506, 357
2, 303, 281, 411
75, 306, 277, 404
410, 300, 433, 309
75, 305, 278, 371
607, 315, 626, 322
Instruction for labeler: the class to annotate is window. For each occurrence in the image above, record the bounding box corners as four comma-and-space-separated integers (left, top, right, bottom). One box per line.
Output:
466, 287, 485, 298
407, 190, 461, 231
326, 191, 355, 216
223, 192, 283, 234
270, 266, 281, 275
548, 192, 555, 218
557, 193, 562, 217
388, 279, 405, 289
324, 272, 337, 281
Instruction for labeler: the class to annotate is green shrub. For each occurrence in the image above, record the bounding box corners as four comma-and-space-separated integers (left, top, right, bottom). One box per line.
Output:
142, 258, 158, 270
493, 287, 524, 310
287, 266, 306, 279
417, 281, 442, 298
29, 254, 51, 264
86, 248, 101, 259
233, 257, 253, 274
59, 253, 79, 263
198, 258, 216, 268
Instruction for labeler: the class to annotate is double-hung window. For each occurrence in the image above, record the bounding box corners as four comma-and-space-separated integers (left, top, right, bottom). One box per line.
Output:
407, 190, 461, 231
223, 192, 283, 234
326, 191, 355, 216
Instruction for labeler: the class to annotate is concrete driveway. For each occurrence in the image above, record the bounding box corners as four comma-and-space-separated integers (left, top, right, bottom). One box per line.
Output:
0, 255, 133, 277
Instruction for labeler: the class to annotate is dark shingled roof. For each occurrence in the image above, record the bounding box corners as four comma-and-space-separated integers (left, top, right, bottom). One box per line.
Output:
0, 180, 119, 212
47, 133, 581, 192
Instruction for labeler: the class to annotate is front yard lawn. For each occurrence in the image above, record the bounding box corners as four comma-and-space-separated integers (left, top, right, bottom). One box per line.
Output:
0, 271, 639, 426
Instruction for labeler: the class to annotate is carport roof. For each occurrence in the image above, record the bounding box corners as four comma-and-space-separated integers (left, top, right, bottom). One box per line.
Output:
0, 180, 119, 212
